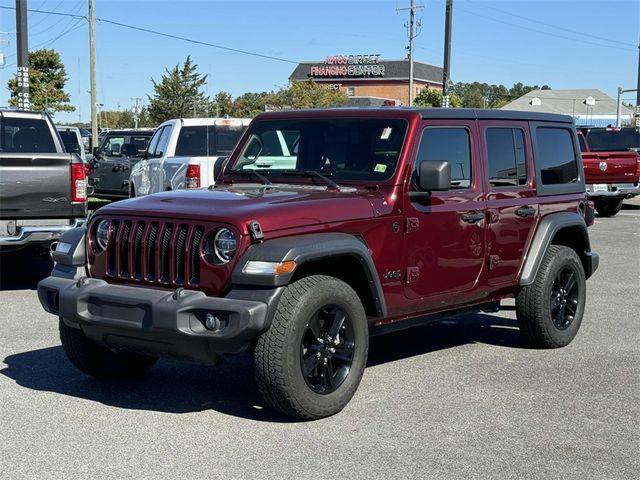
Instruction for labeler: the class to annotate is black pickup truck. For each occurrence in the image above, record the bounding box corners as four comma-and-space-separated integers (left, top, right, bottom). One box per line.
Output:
0, 108, 88, 254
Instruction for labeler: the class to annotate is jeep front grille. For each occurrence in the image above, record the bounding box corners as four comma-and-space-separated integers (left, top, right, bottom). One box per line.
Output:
105, 220, 203, 286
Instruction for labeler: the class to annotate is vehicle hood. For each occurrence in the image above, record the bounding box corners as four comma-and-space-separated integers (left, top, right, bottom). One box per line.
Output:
98, 183, 379, 234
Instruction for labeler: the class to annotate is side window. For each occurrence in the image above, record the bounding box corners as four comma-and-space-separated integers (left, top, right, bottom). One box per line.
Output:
577, 133, 587, 153
102, 136, 125, 155
416, 127, 472, 189
154, 126, 172, 157
486, 128, 527, 187
146, 127, 164, 157
536, 128, 579, 185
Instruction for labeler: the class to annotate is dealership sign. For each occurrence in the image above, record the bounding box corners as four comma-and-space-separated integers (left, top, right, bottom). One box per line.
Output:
310, 54, 385, 78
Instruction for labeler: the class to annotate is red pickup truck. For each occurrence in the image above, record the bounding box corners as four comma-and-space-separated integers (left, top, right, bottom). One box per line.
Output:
577, 126, 640, 216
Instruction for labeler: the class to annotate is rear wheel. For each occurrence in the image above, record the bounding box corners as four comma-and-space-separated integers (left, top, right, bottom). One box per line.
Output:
594, 197, 623, 217
59, 319, 157, 378
516, 245, 586, 348
254, 275, 368, 420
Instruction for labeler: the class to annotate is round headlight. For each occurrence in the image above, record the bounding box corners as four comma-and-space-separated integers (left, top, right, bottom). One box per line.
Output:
95, 219, 110, 252
205, 228, 237, 264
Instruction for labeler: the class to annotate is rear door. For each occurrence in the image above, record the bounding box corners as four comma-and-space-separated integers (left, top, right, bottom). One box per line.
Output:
403, 120, 488, 312
480, 121, 538, 288
0, 114, 74, 219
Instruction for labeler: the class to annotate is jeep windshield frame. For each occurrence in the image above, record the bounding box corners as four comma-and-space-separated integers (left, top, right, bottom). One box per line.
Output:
224, 117, 409, 184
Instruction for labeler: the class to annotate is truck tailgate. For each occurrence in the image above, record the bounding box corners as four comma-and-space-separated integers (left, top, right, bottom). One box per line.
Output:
0, 153, 75, 219
582, 152, 639, 183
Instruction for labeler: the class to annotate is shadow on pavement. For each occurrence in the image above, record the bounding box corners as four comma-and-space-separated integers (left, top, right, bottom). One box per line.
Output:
622, 201, 640, 210
0, 249, 53, 291
1, 313, 524, 421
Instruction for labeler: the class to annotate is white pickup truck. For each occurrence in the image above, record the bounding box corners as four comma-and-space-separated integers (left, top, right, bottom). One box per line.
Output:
129, 117, 250, 197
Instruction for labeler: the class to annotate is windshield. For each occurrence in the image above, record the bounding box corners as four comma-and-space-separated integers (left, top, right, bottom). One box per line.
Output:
175, 125, 246, 156
227, 118, 408, 181
587, 129, 640, 152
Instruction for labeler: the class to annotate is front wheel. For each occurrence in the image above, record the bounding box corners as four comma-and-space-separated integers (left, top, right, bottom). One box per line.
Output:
594, 197, 623, 217
516, 245, 586, 348
254, 275, 369, 420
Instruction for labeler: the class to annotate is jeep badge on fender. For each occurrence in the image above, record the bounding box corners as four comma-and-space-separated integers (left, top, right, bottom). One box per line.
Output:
38, 107, 599, 420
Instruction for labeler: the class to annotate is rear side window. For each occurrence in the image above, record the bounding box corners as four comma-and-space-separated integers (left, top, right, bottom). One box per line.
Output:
416, 127, 472, 189
486, 128, 527, 187
0, 117, 56, 153
536, 128, 579, 185
175, 126, 245, 156
58, 130, 82, 154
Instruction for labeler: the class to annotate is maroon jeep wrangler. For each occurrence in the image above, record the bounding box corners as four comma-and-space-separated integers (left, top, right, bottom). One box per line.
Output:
38, 108, 599, 419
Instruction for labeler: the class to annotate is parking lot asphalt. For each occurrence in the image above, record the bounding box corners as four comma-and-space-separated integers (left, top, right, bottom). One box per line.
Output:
1, 199, 638, 480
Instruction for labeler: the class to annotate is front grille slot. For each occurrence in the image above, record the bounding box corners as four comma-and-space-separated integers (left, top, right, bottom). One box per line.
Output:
146, 222, 159, 281
119, 221, 132, 278
190, 227, 203, 285
132, 221, 145, 280
102, 219, 204, 288
159, 224, 174, 283
174, 225, 188, 285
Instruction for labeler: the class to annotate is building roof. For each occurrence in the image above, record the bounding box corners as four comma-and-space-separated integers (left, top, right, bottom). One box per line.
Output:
501, 89, 632, 116
289, 59, 443, 83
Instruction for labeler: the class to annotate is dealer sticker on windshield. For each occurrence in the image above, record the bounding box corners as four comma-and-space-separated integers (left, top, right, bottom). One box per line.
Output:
374, 164, 387, 173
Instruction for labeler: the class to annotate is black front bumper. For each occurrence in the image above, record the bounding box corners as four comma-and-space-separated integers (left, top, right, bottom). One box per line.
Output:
38, 275, 278, 364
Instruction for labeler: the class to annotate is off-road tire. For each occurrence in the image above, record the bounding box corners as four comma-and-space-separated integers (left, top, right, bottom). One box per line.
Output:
254, 275, 369, 420
594, 197, 623, 217
59, 319, 157, 378
516, 245, 586, 348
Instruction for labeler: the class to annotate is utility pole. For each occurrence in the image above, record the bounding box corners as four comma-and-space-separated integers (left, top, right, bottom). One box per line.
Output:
89, 0, 98, 147
442, 0, 453, 108
131, 97, 141, 128
636, 40, 640, 130
397, 1, 422, 106
15, 0, 30, 110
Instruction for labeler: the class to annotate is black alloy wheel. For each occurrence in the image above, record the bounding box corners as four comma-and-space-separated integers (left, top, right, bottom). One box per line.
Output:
300, 305, 355, 394
549, 267, 579, 330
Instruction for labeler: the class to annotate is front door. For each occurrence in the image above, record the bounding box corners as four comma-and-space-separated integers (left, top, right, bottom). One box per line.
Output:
403, 120, 488, 312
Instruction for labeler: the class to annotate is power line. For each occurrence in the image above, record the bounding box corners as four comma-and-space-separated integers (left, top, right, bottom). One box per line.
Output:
458, 6, 637, 52
468, 0, 637, 48
0, 5, 298, 64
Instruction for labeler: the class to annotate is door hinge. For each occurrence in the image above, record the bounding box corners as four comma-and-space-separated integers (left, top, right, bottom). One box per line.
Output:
487, 255, 499, 270
406, 266, 420, 284
406, 217, 419, 234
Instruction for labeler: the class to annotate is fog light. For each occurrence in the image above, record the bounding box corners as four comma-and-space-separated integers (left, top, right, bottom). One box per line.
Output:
205, 313, 220, 331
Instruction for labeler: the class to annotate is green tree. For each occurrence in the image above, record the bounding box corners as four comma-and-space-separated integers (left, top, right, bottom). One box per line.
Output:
7, 48, 75, 114
414, 88, 461, 108
289, 80, 346, 109
211, 91, 233, 116
147, 56, 208, 123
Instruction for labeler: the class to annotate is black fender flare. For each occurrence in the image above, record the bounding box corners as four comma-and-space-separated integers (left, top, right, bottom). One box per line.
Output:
232, 232, 387, 317
520, 212, 598, 286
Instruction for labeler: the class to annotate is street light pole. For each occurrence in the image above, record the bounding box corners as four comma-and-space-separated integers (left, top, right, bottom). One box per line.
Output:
442, 0, 453, 108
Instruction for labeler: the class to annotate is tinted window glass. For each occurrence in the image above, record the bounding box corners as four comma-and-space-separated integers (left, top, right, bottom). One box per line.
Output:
586, 128, 640, 152
229, 119, 407, 181
175, 126, 245, 156
154, 127, 172, 156
58, 130, 82, 154
128, 136, 151, 154
0, 117, 56, 153
536, 128, 579, 185
101, 136, 125, 155
416, 128, 471, 189
486, 128, 527, 187
146, 127, 164, 156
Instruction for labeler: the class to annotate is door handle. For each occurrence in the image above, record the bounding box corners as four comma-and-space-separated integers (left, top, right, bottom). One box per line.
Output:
515, 206, 536, 217
461, 211, 485, 224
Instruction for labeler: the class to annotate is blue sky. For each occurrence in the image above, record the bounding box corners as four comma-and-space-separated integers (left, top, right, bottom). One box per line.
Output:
0, 0, 638, 124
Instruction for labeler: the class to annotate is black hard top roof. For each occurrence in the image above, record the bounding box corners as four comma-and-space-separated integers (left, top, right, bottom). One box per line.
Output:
103, 129, 155, 135
258, 107, 574, 124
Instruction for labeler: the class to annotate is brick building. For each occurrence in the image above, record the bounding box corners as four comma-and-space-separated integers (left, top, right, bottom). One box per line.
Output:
289, 56, 443, 106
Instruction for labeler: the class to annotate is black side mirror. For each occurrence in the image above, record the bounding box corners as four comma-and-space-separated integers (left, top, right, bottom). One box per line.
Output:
409, 160, 451, 201
92, 147, 100, 158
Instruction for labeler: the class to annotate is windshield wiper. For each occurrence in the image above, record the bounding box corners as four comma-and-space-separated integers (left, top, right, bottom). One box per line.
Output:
282, 170, 340, 190
226, 169, 272, 186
